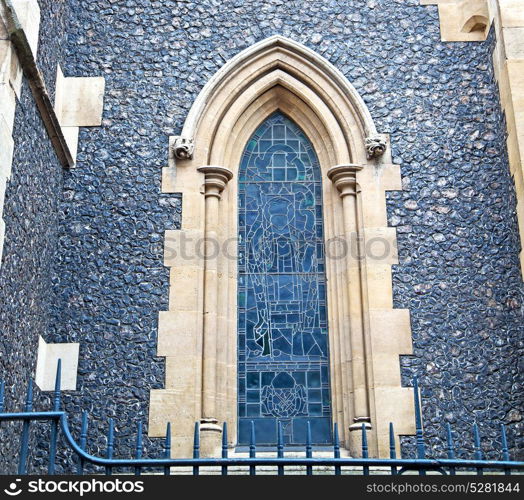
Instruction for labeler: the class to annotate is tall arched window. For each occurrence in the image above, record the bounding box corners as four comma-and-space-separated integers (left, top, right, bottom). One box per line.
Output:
238, 112, 332, 445
152, 36, 415, 459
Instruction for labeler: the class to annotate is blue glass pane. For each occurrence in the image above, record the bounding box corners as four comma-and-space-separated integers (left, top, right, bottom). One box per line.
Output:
238, 112, 332, 445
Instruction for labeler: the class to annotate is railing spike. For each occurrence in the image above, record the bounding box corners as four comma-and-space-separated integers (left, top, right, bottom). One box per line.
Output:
277, 421, 284, 476
333, 423, 340, 457
164, 422, 171, 476
192, 422, 200, 476
277, 421, 284, 457
18, 379, 34, 474
361, 423, 368, 457
105, 418, 114, 475
48, 362, 62, 474
165, 422, 171, 454
501, 424, 509, 461
250, 420, 256, 454
473, 423, 483, 476
76, 411, 88, 475
446, 423, 455, 459
134, 421, 143, 476
362, 423, 369, 476
413, 377, 425, 458
193, 421, 200, 457
221, 422, 228, 476
222, 422, 228, 457
24, 378, 34, 412
53, 359, 62, 412
389, 422, 396, 458
333, 422, 341, 476
389, 422, 397, 476
249, 420, 256, 476
501, 424, 511, 476
446, 423, 456, 475
413, 377, 426, 475
306, 421, 313, 476
306, 421, 312, 454
473, 423, 482, 456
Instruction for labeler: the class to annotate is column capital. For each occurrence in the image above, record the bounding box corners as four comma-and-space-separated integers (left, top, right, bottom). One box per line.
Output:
197, 165, 233, 199
327, 164, 363, 198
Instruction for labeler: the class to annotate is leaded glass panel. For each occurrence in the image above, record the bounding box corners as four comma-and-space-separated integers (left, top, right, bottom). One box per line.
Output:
238, 112, 332, 445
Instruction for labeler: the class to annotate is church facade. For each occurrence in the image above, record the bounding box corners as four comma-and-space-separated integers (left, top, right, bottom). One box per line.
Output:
0, 0, 523, 468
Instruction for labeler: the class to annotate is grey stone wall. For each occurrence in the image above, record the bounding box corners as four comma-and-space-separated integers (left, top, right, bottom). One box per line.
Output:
56, 0, 522, 460
395, 28, 523, 461
0, 0, 522, 470
0, 0, 70, 472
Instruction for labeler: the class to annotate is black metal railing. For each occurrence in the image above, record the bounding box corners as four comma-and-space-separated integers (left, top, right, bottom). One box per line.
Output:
0, 361, 522, 475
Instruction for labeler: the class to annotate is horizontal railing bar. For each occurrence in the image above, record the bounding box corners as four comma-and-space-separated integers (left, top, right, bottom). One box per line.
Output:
47, 458, 523, 468
1, 411, 522, 472
0, 412, 63, 421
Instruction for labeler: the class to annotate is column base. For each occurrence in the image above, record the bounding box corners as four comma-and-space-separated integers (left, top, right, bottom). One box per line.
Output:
348, 420, 372, 457
200, 418, 222, 458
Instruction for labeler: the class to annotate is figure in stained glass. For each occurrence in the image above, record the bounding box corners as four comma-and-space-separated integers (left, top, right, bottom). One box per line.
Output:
238, 112, 332, 445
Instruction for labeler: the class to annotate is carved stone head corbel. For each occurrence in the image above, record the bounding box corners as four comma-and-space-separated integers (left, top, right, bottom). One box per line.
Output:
365, 135, 388, 160
172, 136, 195, 160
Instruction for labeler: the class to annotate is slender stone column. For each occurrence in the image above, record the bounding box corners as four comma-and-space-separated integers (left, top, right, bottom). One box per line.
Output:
327, 165, 371, 438
197, 166, 233, 455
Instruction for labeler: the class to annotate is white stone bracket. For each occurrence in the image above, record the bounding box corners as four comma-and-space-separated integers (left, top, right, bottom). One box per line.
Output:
35, 336, 80, 391
54, 65, 105, 164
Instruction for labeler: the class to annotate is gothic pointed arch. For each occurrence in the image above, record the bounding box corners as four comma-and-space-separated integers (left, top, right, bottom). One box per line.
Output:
173, 35, 385, 167
152, 36, 415, 458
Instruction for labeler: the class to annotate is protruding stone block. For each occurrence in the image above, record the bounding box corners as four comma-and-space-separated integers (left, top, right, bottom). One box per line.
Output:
55, 67, 105, 127
35, 336, 80, 391
54, 65, 106, 164
12, 0, 41, 55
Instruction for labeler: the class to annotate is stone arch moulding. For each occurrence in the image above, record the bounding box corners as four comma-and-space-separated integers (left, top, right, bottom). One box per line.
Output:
149, 35, 415, 458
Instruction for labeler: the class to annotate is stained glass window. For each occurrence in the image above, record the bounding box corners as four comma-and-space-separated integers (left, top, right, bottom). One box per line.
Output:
238, 112, 332, 445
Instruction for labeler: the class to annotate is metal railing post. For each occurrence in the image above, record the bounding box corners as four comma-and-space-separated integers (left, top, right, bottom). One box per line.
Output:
18, 380, 33, 475
48, 360, 61, 474
389, 422, 397, 476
